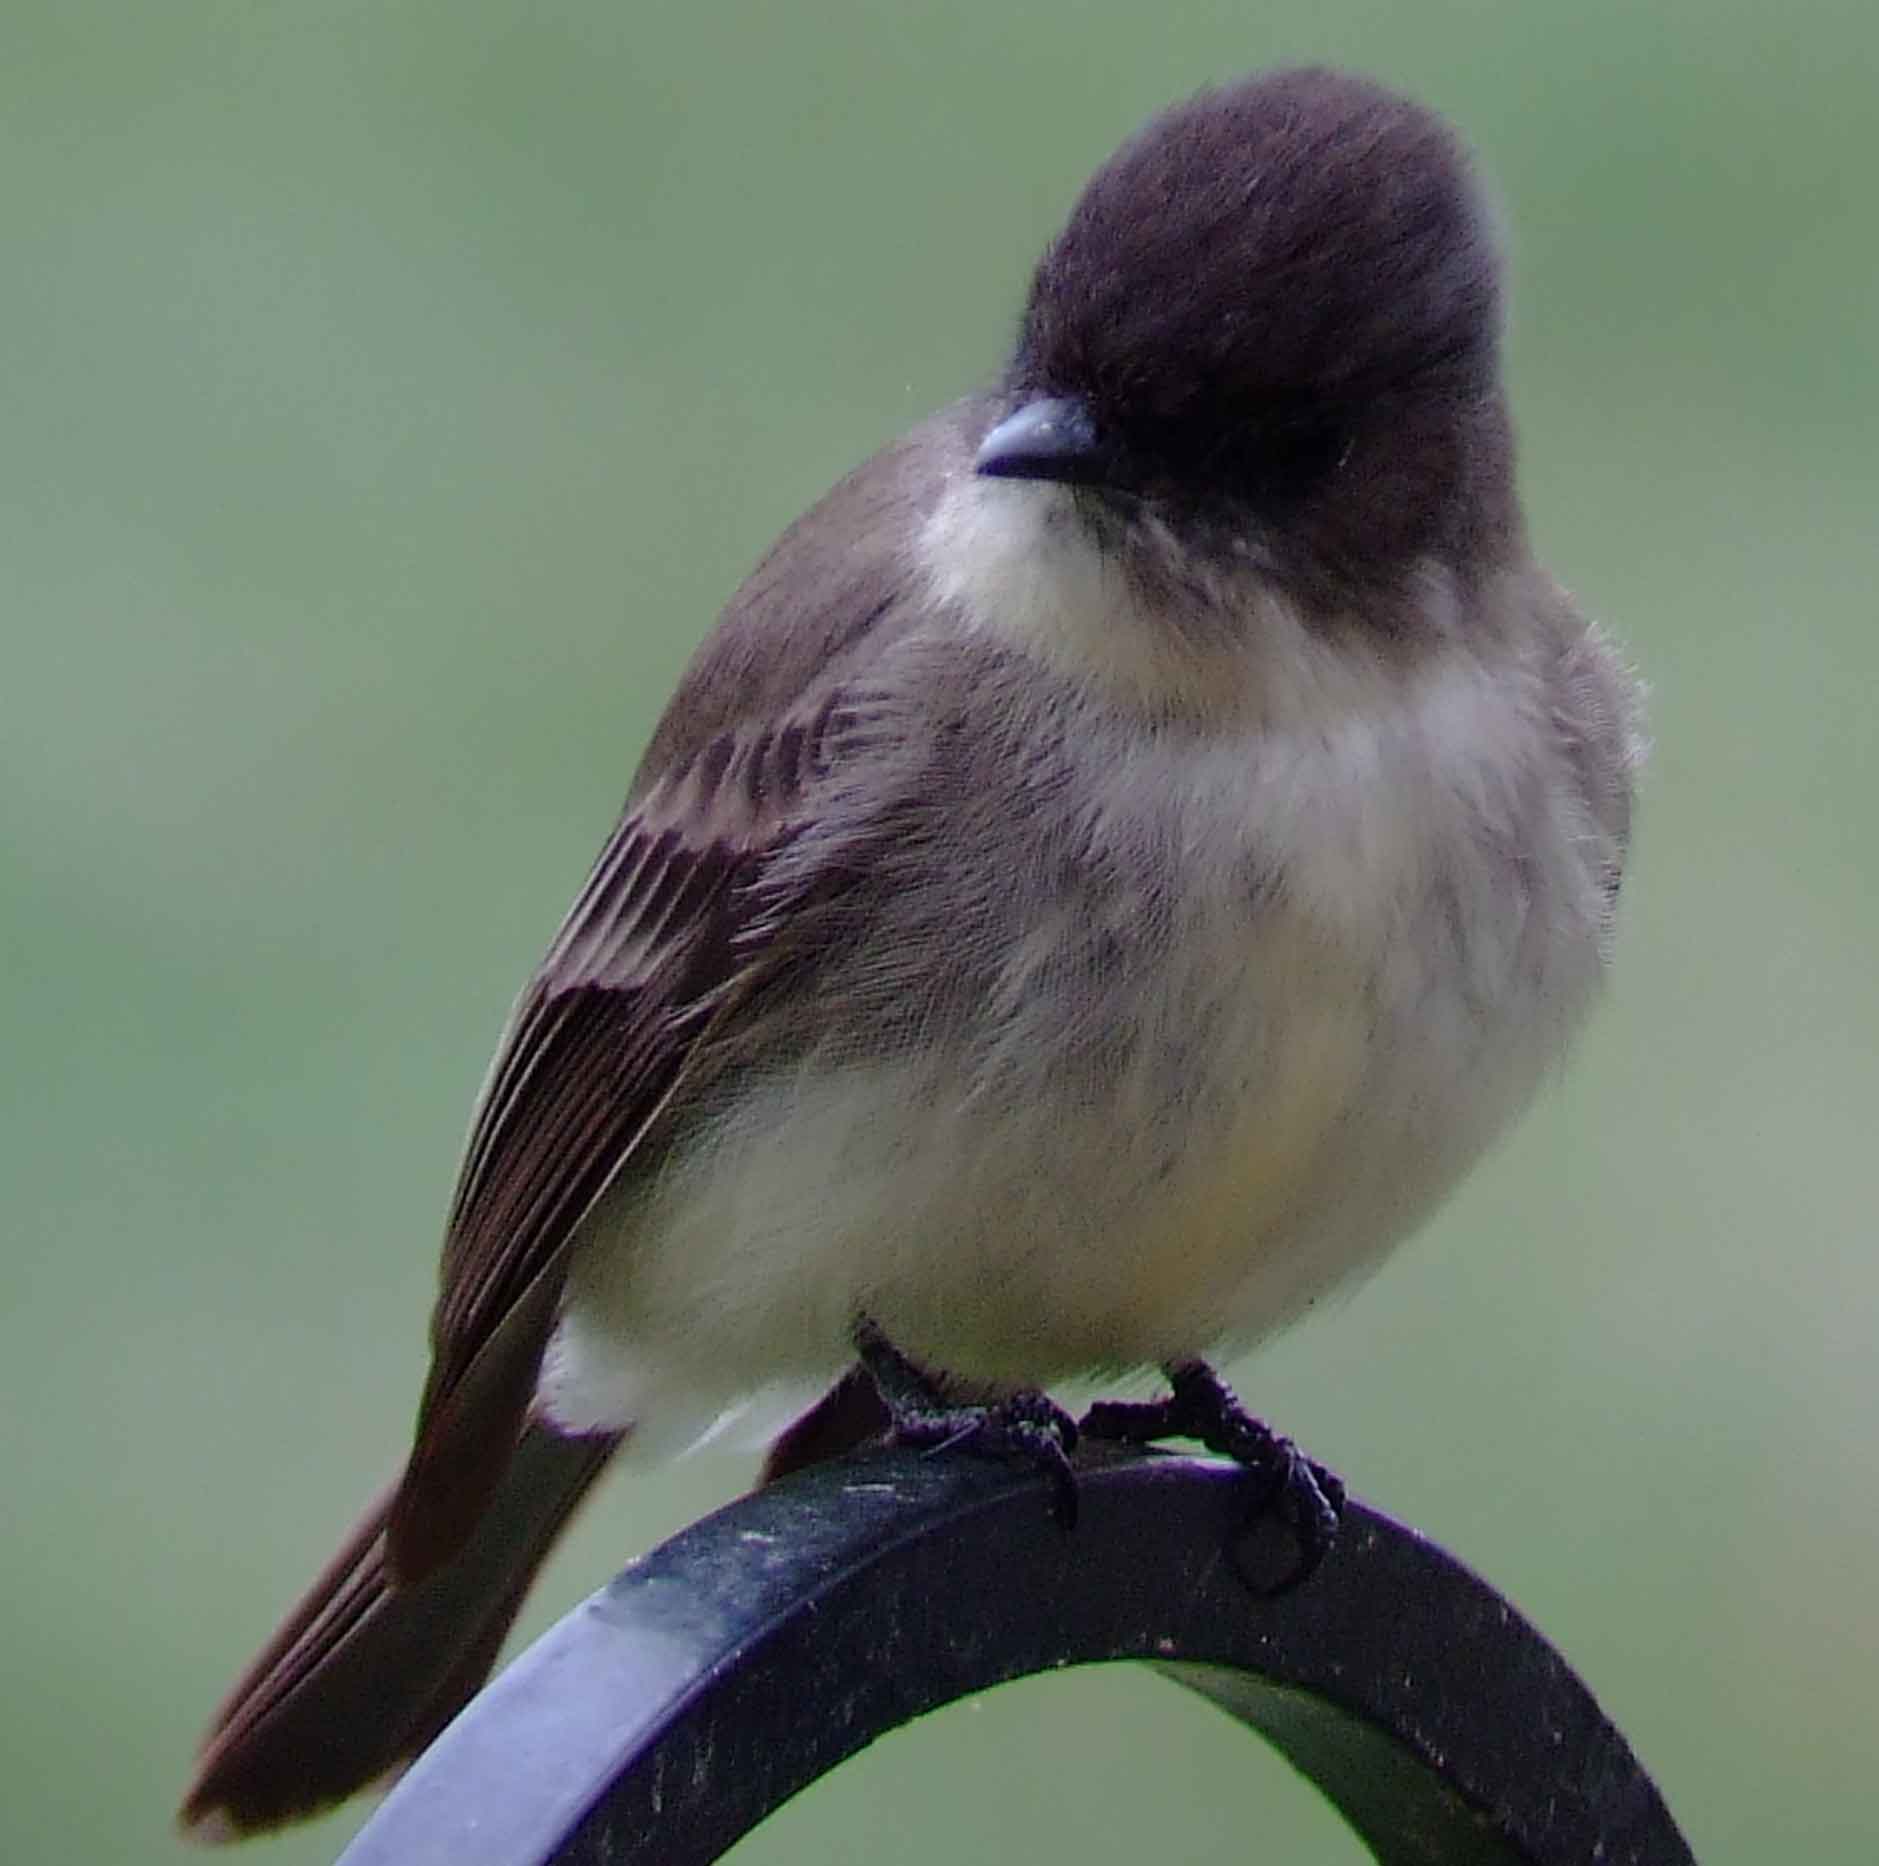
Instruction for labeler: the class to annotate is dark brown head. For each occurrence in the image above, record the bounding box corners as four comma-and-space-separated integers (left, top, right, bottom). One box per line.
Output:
977, 69, 1520, 615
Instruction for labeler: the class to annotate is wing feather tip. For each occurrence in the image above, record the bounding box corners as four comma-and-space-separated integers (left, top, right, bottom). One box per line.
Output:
177, 1799, 243, 1848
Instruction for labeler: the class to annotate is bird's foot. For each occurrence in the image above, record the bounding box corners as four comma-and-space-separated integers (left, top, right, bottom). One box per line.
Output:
853, 1316, 1081, 1528
1081, 1359, 1344, 1592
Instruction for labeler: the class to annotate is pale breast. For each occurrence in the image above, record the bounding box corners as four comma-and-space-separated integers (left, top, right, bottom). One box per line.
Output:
549, 534, 1630, 1427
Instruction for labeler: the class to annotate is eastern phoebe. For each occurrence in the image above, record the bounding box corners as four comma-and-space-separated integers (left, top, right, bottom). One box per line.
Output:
182, 67, 1642, 1839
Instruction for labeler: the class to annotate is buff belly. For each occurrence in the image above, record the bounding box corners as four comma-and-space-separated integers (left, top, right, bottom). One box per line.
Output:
538, 886, 1580, 1453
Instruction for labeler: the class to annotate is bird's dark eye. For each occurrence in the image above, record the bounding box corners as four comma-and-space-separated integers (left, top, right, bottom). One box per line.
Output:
1217, 410, 1349, 505
1135, 403, 1349, 511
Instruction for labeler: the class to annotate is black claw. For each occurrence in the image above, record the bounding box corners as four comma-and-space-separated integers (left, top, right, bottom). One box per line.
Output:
852, 1316, 1081, 1528
1081, 1359, 1344, 1594
1238, 1437, 1343, 1594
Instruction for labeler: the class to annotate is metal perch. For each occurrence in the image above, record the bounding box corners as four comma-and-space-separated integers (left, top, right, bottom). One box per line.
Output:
336, 1444, 1694, 1865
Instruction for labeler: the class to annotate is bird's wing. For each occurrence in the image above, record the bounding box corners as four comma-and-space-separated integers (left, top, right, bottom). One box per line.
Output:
386, 685, 880, 1582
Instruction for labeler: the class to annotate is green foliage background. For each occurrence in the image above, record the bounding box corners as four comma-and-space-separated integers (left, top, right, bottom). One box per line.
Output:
3, 3, 1874, 1861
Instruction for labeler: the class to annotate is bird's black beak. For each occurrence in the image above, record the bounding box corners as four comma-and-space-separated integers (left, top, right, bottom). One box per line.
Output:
974, 397, 1113, 488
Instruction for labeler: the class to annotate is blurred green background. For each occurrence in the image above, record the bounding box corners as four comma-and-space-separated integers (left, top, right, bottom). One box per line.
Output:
3, 1, 1874, 1861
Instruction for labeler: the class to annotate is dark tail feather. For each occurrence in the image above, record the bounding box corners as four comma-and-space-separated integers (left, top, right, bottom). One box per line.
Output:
180, 1423, 622, 1843
759, 1365, 890, 1485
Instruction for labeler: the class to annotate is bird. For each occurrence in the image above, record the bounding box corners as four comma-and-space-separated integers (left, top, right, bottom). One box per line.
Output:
180, 65, 1643, 1840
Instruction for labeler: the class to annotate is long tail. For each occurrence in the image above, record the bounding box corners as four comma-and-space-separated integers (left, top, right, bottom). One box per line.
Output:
180, 1423, 622, 1842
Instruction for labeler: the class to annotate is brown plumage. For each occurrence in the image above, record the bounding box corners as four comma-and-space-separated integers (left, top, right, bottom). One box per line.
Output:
181, 67, 1642, 1840
183, 425, 948, 1833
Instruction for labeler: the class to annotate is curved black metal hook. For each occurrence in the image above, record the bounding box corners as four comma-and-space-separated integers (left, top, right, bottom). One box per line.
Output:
336, 1446, 1694, 1865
